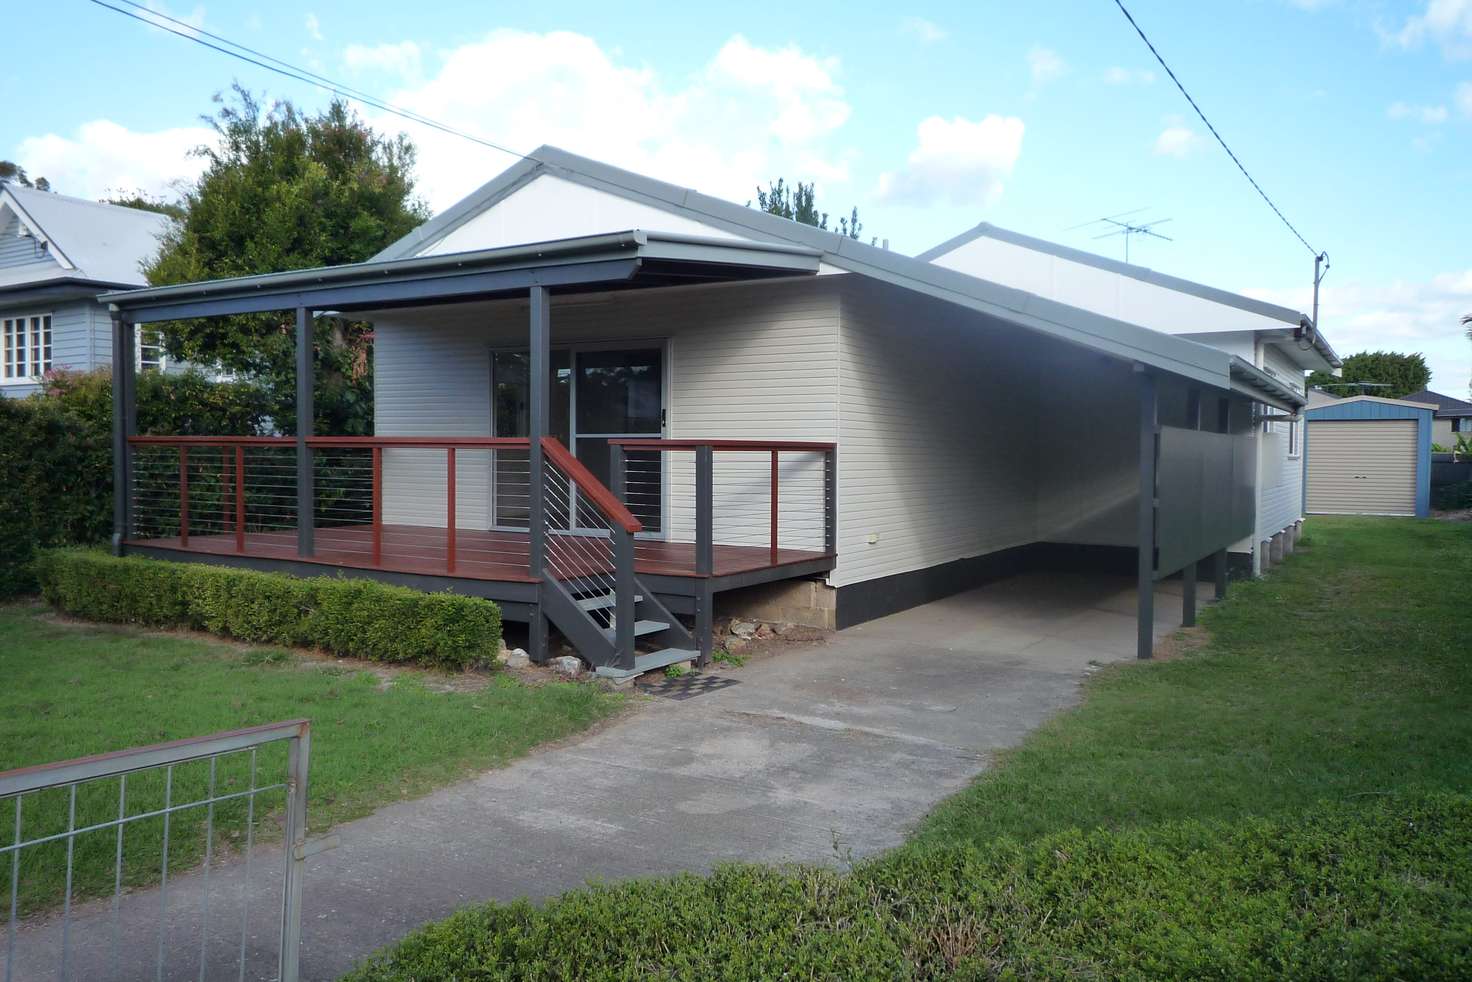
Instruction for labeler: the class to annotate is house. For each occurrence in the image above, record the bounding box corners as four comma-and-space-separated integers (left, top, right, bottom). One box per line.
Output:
0, 182, 173, 396
101, 147, 1306, 676
917, 222, 1341, 575
1402, 388, 1472, 447
1303, 395, 1434, 517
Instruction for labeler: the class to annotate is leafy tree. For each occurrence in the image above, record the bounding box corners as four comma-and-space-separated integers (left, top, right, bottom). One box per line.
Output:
147, 86, 430, 434
1307, 350, 1431, 400
0, 161, 49, 191
751, 178, 865, 240
104, 191, 186, 221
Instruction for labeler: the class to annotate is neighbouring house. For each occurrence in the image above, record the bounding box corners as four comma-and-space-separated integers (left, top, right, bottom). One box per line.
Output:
1303, 395, 1434, 517
917, 222, 1341, 576
0, 182, 174, 396
101, 147, 1307, 676
1402, 388, 1472, 447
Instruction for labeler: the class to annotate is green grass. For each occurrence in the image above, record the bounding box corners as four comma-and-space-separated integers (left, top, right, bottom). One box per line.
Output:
345, 516, 1472, 979
0, 603, 624, 915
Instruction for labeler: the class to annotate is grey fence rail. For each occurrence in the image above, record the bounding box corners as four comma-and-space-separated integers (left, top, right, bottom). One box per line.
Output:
1, 720, 318, 982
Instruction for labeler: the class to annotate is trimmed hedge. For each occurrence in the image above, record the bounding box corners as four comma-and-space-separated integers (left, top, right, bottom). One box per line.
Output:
343, 793, 1472, 980
35, 549, 501, 670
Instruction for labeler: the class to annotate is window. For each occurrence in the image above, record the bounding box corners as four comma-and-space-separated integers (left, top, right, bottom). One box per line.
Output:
137, 328, 166, 373
2, 314, 52, 382
1455, 418, 1471, 434
1288, 419, 1300, 458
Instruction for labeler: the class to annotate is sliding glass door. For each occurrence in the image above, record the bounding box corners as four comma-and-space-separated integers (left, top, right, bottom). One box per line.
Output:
492, 344, 664, 533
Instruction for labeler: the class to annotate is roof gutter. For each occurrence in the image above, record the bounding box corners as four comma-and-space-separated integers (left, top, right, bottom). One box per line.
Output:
1229, 356, 1306, 411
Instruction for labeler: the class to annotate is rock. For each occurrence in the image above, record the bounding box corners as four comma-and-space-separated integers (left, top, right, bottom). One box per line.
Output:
773, 623, 793, 636
731, 620, 758, 639
504, 648, 530, 670
725, 637, 749, 655
755, 623, 774, 639
551, 655, 584, 678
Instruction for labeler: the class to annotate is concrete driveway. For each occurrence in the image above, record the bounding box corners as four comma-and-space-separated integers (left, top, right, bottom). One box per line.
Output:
13, 571, 1190, 981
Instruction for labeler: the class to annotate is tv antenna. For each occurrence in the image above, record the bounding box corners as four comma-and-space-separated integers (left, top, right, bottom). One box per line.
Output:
1066, 210, 1174, 263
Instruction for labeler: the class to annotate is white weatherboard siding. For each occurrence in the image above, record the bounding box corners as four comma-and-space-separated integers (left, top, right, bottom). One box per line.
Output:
1306, 420, 1418, 516
372, 277, 839, 549
0, 211, 60, 278
422, 175, 741, 256
0, 300, 97, 396
1256, 345, 1306, 543
833, 278, 1039, 588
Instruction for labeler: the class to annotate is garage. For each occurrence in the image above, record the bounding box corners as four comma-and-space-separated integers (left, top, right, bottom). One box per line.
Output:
1304, 396, 1433, 518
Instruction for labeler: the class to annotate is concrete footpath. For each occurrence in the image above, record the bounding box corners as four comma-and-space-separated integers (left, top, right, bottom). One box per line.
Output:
11, 571, 1188, 981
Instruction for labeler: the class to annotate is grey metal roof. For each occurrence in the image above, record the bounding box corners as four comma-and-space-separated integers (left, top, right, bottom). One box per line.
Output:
0, 184, 172, 288
102, 230, 822, 321
917, 221, 1342, 370
372, 145, 1291, 398
1402, 388, 1472, 418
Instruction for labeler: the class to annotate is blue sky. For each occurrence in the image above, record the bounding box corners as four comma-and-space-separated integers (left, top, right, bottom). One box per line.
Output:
5, 0, 1470, 390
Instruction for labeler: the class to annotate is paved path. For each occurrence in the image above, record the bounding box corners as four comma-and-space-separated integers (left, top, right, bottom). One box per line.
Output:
11, 572, 1189, 981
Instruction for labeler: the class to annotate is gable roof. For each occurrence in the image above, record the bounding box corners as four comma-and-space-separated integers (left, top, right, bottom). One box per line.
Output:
0, 183, 172, 289
1402, 388, 1472, 417
917, 221, 1342, 370
372, 146, 1304, 408
1307, 394, 1438, 412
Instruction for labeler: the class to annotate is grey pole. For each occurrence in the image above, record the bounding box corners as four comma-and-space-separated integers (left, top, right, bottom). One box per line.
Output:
1136, 366, 1157, 660
295, 308, 314, 557
1182, 559, 1197, 628
695, 444, 714, 576
110, 313, 136, 556
528, 286, 550, 662
1213, 548, 1229, 601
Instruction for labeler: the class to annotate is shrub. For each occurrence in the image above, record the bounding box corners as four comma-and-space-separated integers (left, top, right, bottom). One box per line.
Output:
35, 549, 501, 670
344, 793, 1472, 980
0, 369, 271, 598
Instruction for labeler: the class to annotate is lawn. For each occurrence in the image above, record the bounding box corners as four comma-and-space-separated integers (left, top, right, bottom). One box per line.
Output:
346, 516, 1472, 980
0, 603, 624, 915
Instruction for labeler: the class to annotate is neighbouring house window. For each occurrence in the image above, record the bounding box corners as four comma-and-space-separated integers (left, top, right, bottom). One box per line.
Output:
137, 329, 166, 373
1455, 418, 1471, 434
2, 314, 52, 381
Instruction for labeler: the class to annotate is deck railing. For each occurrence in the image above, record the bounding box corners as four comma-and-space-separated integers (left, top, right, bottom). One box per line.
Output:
607, 439, 837, 572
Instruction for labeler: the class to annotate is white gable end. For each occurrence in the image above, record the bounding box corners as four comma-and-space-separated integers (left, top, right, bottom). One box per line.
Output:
931, 235, 1289, 338
418, 174, 746, 256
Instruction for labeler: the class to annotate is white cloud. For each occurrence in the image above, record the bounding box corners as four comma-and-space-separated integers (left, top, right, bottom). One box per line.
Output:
1153, 125, 1201, 157
344, 40, 422, 79
1387, 100, 1449, 122
358, 29, 854, 211
874, 114, 1025, 207
1104, 65, 1156, 85
305, 12, 323, 41
901, 17, 946, 43
1027, 46, 1066, 85
1244, 275, 1472, 394
12, 120, 212, 201
1458, 80, 1472, 116
1386, 0, 1472, 59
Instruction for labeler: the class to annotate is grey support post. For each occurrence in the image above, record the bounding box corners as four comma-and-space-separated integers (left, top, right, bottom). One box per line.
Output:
111, 313, 136, 555
1136, 366, 1157, 660
695, 444, 714, 577
528, 286, 551, 663
1213, 548, 1229, 601
295, 307, 315, 557
1182, 559, 1198, 628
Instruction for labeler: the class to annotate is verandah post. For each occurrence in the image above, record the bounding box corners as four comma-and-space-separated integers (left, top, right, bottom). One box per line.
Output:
695, 444, 714, 576
1136, 365, 1157, 660
528, 285, 551, 662
295, 307, 315, 558
446, 447, 457, 572
110, 312, 136, 555
769, 449, 779, 564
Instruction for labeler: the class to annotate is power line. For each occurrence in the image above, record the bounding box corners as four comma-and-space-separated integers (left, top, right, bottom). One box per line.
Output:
85, 0, 531, 166
1109, 0, 1320, 258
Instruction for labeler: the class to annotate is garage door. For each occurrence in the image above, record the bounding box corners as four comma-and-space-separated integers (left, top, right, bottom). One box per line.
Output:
1306, 419, 1418, 516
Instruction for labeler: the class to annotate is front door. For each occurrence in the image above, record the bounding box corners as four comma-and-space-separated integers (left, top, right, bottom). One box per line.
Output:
492, 345, 664, 533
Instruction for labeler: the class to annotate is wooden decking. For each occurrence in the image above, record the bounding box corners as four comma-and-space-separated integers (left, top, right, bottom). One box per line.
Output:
127, 524, 831, 583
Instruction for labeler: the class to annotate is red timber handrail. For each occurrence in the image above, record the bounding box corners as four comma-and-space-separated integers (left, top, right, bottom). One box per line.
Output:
542, 436, 642, 534
126, 435, 534, 566
607, 437, 837, 569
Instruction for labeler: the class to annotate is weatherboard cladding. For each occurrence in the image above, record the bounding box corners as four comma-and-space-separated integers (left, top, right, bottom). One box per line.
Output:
0, 211, 60, 277
0, 299, 100, 396
1255, 345, 1307, 543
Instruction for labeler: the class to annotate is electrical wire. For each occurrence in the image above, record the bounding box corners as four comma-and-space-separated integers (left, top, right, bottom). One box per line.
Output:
1109, 0, 1321, 258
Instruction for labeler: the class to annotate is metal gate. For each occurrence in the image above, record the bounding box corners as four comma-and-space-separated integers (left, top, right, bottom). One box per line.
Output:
2, 720, 326, 982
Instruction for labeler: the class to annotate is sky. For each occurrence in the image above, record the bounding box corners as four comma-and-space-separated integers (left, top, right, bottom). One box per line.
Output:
4, 0, 1470, 393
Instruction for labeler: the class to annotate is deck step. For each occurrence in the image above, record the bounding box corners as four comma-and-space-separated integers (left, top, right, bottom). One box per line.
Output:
594, 647, 700, 680
599, 619, 669, 642
577, 592, 642, 612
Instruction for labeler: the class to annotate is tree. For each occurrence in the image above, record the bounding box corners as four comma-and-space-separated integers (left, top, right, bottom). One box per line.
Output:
751, 178, 865, 240
0, 161, 49, 191
147, 86, 430, 434
104, 191, 186, 221
1307, 350, 1431, 400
